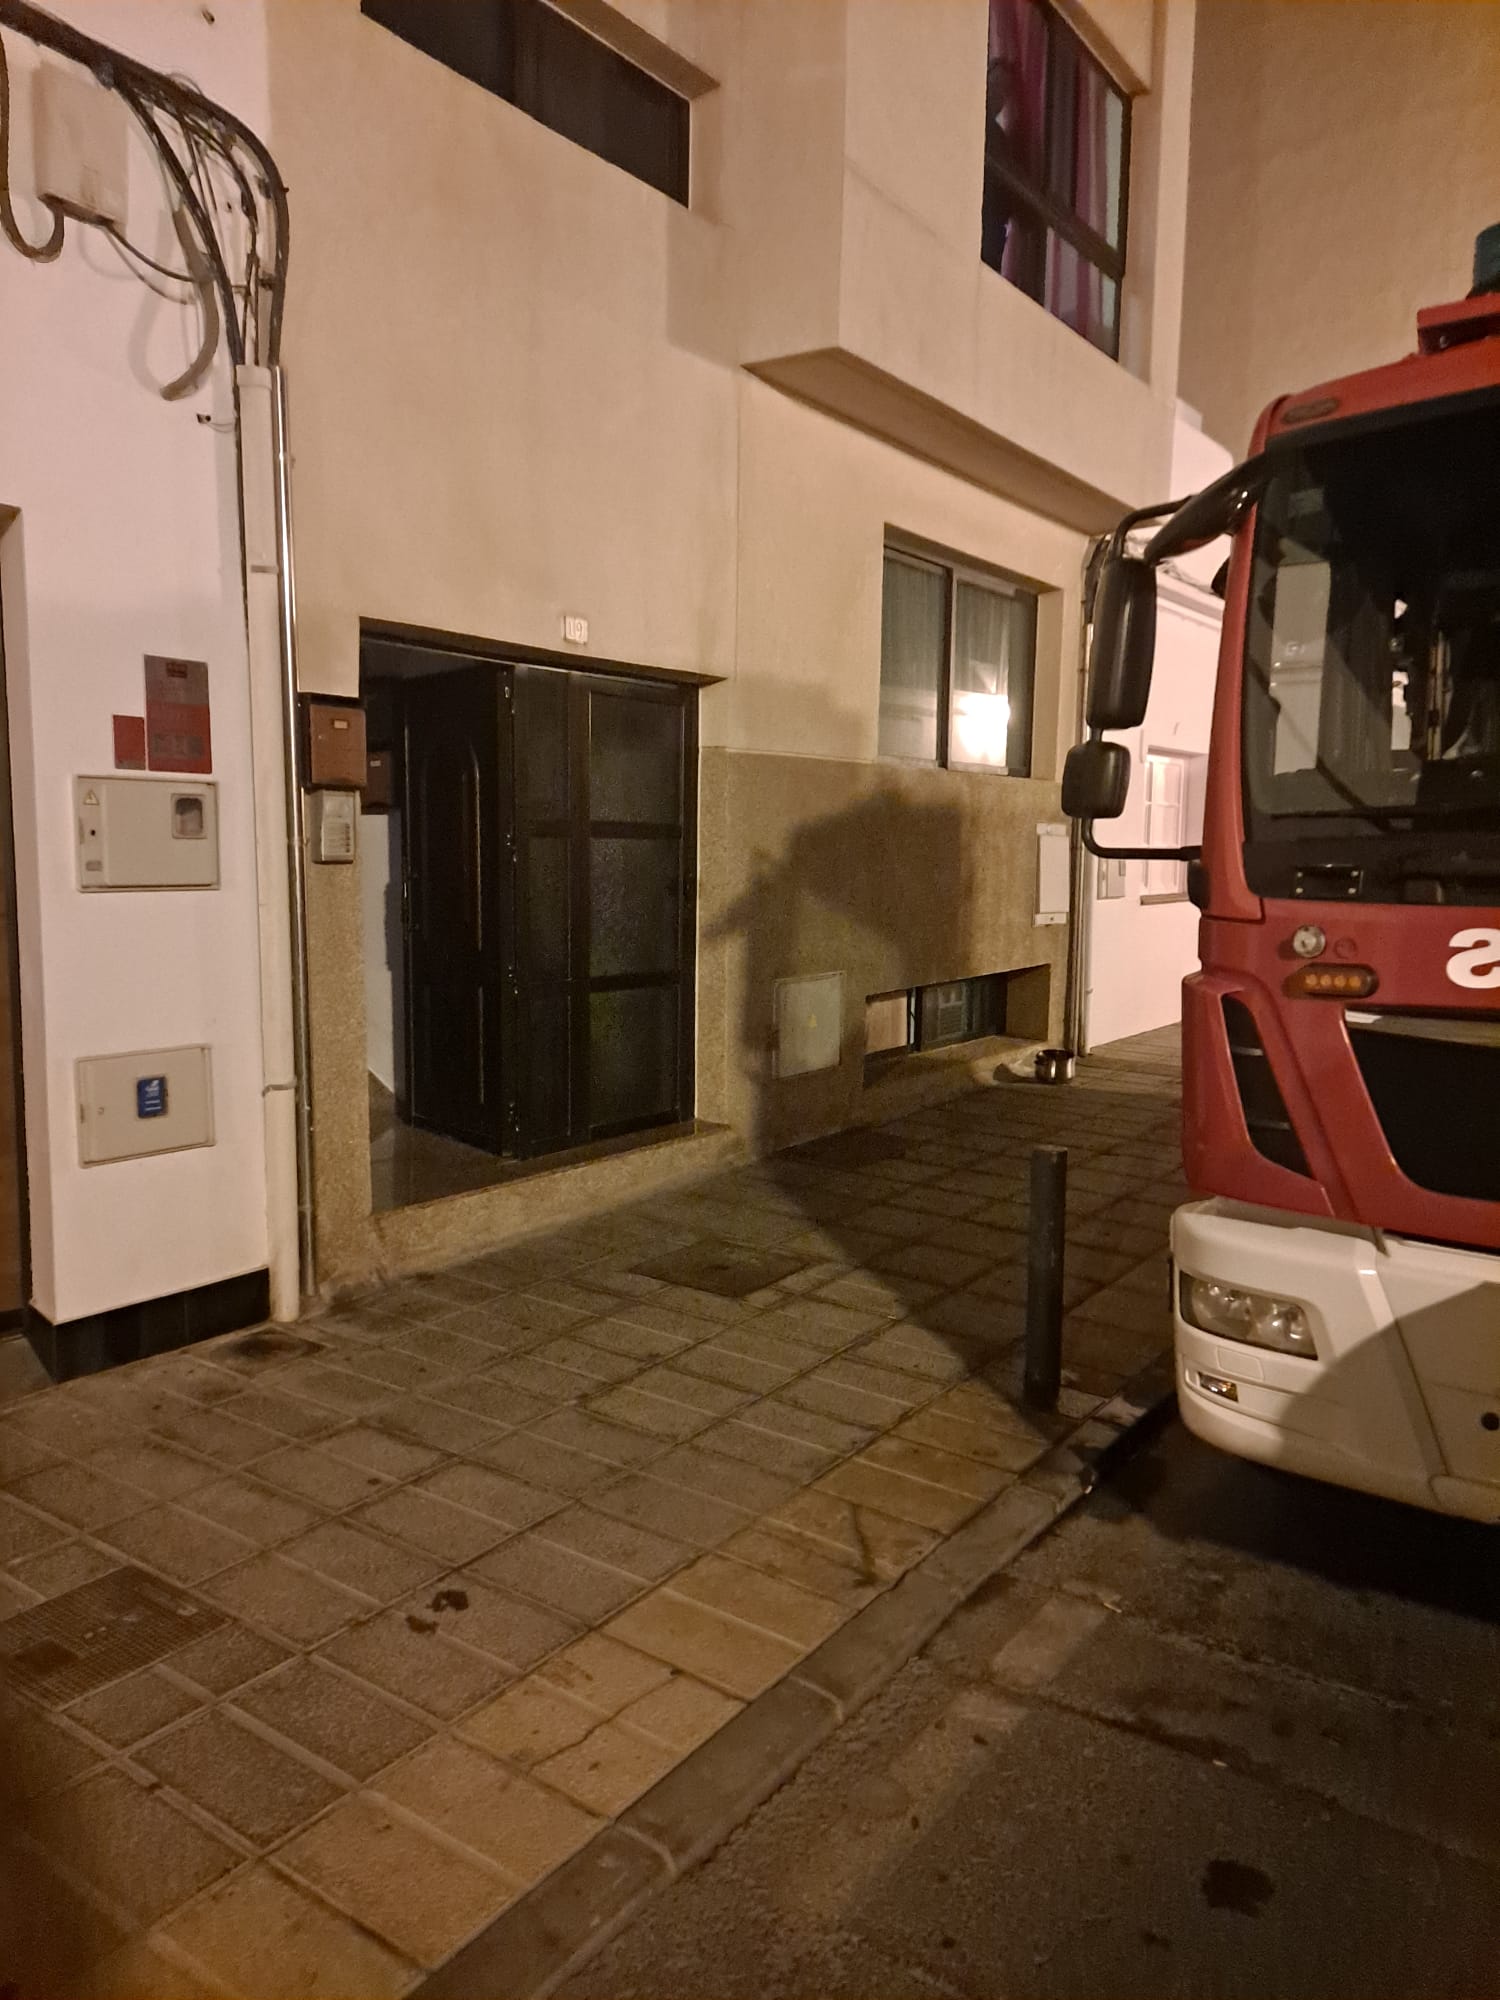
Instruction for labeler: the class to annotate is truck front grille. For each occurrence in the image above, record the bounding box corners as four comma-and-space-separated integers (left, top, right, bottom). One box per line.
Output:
1348, 1012, 1500, 1203
1223, 996, 1311, 1177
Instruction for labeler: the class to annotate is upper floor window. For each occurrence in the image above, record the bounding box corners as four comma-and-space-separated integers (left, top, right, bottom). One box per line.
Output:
879, 548, 1036, 775
363, 0, 690, 204
982, 0, 1129, 358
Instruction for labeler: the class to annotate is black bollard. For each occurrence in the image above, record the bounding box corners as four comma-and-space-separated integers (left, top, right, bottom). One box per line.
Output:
1024, 1145, 1067, 1411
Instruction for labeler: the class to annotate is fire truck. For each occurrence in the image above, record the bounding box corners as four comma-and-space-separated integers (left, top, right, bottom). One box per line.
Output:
1066, 226, 1500, 1522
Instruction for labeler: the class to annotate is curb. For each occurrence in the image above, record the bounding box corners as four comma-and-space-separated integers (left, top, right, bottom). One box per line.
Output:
415, 1352, 1178, 2000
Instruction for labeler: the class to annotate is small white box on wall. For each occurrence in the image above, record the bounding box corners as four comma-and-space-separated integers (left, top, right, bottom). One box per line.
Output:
1035, 822, 1069, 926
775, 973, 844, 1079
76, 1046, 214, 1165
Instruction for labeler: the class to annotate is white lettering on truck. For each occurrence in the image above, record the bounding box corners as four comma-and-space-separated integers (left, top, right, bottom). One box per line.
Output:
1446, 929, 1500, 989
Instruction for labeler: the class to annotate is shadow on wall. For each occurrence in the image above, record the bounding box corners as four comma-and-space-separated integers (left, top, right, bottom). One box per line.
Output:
706, 775, 975, 1157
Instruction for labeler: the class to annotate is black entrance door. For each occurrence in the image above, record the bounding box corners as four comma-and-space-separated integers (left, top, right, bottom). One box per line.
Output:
401, 666, 509, 1151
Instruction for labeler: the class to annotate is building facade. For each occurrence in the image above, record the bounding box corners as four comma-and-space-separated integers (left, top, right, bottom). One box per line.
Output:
1, 0, 1199, 1361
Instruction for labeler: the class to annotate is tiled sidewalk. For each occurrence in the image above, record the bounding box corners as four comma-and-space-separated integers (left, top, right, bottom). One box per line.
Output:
0, 1031, 1182, 1999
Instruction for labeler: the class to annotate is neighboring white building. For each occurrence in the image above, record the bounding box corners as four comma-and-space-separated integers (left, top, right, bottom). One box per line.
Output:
1, 0, 1204, 1369
1085, 406, 1229, 1048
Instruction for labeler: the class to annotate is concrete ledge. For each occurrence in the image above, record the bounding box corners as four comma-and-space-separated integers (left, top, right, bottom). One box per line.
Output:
418, 1351, 1178, 2000
620, 1677, 841, 1871
414, 1827, 668, 2000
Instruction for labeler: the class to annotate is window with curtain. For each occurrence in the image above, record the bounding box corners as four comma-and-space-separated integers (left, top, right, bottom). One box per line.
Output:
982, 0, 1129, 358
878, 549, 1037, 774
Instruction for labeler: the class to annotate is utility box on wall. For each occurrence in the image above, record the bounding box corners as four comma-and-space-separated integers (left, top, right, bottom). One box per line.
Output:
76, 1045, 214, 1165
74, 777, 219, 890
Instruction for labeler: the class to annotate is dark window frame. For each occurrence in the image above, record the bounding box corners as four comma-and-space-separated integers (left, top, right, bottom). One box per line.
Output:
878, 544, 1038, 777
362, 0, 691, 205
982, 0, 1131, 359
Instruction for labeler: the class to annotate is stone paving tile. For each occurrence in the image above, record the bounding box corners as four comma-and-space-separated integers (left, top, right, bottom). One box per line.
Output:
648, 1442, 801, 1516
668, 1552, 845, 1649
202, 1552, 376, 1646
591, 1473, 753, 1551
537, 1631, 673, 1714
378, 1735, 600, 1881
405, 1572, 580, 1669
140, 1707, 344, 1846
162, 1623, 292, 1697
157, 1860, 416, 1998
417, 1460, 564, 1529
0, 1488, 67, 1560
251, 1441, 388, 1511
278, 1793, 511, 1968
532, 1504, 692, 1582
234, 1658, 430, 1778
892, 1405, 1053, 1473
470, 1529, 645, 1624
769, 1486, 939, 1579
320, 1608, 516, 1719
7, 1461, 153, 1532
90, 1438, 220, 1502
536, 1717, 682, 1816
693, 1416, 839, 1483
25, 1767, 237, 1926
588, 1385, 715, 1442
531, 1406, 668, 1469
617, 1672, 741, 1752
475, 1428, 617, 1497
98, 1503, 259, 1586
65, 1669, 202, 1749
148, 1402, 293, 1466
604, 1587, 802, 1699
280, 1519, 443, 1602
353, 1485, 512, 1565
181, 1477, 323, 1551
719, 1521, 884, 1613
461, 1675, 602, 1768
670, 1342, 804, 1396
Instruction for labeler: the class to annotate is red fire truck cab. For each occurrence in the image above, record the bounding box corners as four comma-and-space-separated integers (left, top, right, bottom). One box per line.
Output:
1068, 227, 1500, 1522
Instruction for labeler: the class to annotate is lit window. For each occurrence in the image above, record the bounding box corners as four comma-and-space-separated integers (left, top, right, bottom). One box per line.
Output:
982, 0, 1130, 358
878, 549, 1037, 774
1143, 751, 1189, 897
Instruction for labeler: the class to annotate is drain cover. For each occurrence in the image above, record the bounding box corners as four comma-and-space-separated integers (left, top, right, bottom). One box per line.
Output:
632, 1242, 807, 1298
0, 1567, 224, 1707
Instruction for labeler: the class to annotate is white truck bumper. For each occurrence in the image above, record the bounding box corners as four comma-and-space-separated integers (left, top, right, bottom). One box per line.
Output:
1171, 1198, 1500, 1523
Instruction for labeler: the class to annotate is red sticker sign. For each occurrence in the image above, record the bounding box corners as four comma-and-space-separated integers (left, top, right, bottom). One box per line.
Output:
112, 715, 146, 770
144, 656, 211, 775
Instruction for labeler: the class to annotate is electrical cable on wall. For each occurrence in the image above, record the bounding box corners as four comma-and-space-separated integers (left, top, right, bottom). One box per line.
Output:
0, 0, 288, 384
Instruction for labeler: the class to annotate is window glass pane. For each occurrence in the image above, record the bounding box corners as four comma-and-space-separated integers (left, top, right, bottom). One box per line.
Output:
590, 836, 679, 978
362, 0, 512, 94
950, 580, 1036, 775
1143, 752, 1188, 895
986, 0, 1049, 182
589, 691, 682, 824
981, 166, 1045, 294
520, 3, 688, 204
1044, 233, 1118, 356
516, 667, 570, 821
589, 987, 678, 1129
1050, 40, 1124, 250
879, 556, 947, 762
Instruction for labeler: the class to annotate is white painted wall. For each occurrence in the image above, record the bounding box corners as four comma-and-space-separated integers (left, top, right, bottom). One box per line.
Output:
1086, 409, 1228, 1047
0, 1, 270, 1323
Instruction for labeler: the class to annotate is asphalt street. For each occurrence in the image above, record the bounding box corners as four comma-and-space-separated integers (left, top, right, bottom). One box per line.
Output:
565, 1415, 1500, 2000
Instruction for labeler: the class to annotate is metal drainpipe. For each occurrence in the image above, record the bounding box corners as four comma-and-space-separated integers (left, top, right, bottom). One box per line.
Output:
1061, 536, 1107, 1065
271, 369, 317, 1299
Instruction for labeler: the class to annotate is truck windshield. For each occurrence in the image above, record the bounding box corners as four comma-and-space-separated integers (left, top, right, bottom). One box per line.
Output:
1243, 400, 1500, 836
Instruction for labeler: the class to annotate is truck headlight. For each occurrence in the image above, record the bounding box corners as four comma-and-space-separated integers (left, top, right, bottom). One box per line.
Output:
1179, 1273, 1317, 1357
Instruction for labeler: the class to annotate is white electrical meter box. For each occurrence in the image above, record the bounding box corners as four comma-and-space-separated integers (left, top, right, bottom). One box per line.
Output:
75, 777, 219, 890
76, 1045, 214, 1165
774, 972, 844, 1078
34, 61, 129, 229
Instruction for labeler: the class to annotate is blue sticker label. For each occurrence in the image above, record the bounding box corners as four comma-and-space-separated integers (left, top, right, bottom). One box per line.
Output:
136, 1076, 168, 1119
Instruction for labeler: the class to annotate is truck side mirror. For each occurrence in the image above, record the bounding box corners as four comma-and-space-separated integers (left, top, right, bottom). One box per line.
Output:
1062, 740, 1130, 820
1086, 555, 1157, 731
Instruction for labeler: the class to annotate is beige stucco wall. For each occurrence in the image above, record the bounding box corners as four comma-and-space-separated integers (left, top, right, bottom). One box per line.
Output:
264, 0, 1193, 1288
1180, 0, 1500, 456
